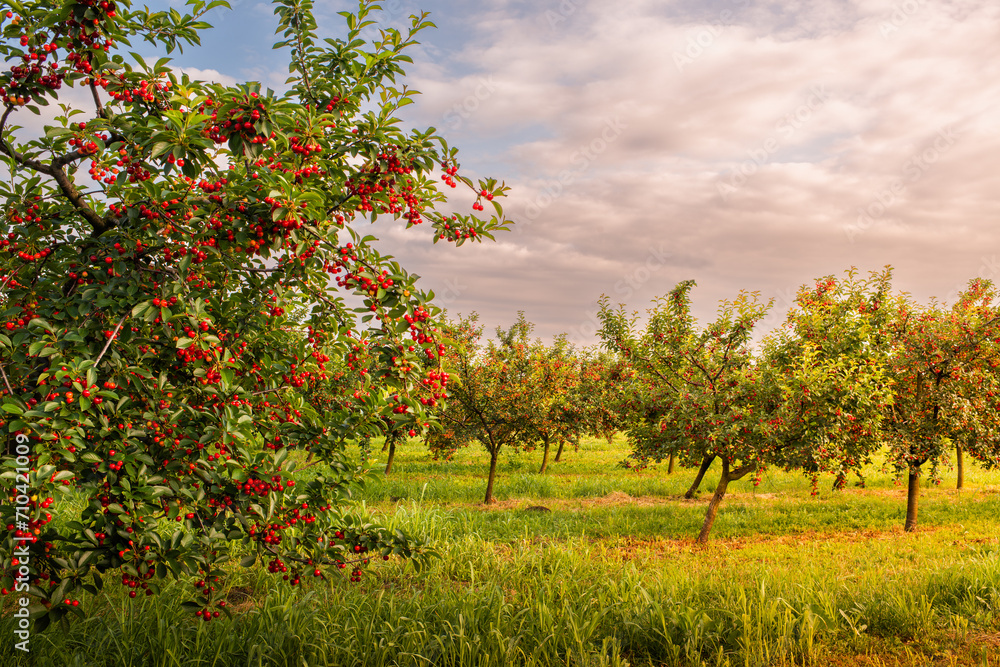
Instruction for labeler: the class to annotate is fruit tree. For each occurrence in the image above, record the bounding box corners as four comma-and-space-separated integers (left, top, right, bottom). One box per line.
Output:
882, 279, 1000, 530
763, 268, 894, 493
0, 0, 511, 630
430, 313, 543, 504
599, 282, 780, 542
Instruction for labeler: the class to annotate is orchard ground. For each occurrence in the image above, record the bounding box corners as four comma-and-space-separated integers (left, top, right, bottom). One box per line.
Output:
2, 435, 999, 667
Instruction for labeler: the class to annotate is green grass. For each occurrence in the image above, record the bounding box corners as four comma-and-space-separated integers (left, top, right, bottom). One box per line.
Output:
3, 435, 999, 666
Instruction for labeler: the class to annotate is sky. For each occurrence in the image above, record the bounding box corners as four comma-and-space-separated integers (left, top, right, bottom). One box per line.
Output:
137, 0, 1000, 343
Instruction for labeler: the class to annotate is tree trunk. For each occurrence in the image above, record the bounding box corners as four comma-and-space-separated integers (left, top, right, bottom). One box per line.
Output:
697, 460, 731, 543
381, 437, 390, 453
904, 467, 920, 532
383, 437, 397, 475
539, 436, 550, 474
956, 444, 964, 490
554, 439, 566, 463
685, 454, 715, 499
484, 450, 499, 504
667, 453, 675, 475
832, 471, 847, 491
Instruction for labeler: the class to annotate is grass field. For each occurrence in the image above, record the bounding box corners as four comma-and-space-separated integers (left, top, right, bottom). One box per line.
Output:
2, 435, 999, 666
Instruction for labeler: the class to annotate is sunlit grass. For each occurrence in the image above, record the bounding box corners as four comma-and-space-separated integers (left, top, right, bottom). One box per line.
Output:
2, 435, 999, 666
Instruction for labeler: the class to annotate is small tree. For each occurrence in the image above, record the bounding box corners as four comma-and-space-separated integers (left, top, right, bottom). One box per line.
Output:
518, 335, 583, 474
599, 282, 780, 542
0, 0, 510, 629
882, 279, 1000, 530
601, 272, 895, 542
575, 350, 633, 449
431, 313, 543, 503
763, 268, 895, 493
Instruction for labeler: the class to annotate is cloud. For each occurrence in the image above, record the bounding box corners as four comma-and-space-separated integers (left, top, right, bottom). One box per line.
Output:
176, 67, 241, 88
363, 0, 1000, 343
35, 0, 988, 345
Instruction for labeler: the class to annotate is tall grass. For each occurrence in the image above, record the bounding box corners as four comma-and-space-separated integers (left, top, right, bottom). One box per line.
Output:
2, 436, 999, 666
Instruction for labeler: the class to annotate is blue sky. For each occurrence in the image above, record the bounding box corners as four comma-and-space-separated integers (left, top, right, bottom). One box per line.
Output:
150, 0, 1000, 344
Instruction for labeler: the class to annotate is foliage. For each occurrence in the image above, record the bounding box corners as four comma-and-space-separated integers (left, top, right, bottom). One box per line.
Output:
430, 313, 545, 503
881, 277, 1000, 529
0, 0, 510, 630
764, 267, 895, 490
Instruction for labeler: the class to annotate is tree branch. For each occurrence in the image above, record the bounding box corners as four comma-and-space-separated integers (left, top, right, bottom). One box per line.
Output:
89, 80, 105, 117
93, 315, 129, 367
250, 387, 285, 396
0, 361, 15, 397
0, 105, 114, 235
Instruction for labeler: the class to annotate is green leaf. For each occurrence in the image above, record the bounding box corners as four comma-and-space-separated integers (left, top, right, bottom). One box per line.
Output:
150, 141, 172, 158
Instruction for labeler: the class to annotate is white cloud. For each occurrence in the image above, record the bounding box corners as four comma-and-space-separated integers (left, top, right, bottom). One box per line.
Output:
176, 67, 241, 88
371, 0, 1000, 342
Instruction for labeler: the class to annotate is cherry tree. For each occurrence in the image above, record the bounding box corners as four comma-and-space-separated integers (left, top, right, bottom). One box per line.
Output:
599, 282, 781, 542
430, 313, 544, 503
518, 335, 580, 474
0, 0, 510, 629
764, 268, 895, 493
882, 278, 1000, 530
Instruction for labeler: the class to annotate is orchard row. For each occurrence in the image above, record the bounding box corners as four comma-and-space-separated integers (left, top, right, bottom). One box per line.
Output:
428, 268, 1000, 543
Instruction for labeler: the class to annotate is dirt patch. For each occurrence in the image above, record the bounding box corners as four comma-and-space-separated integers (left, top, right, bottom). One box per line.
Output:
596, 525, 948, 563
474, 492, 656, 512
970, 630, 1000, 652
472, 498, 530, 512
818, 630, 1000, 667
